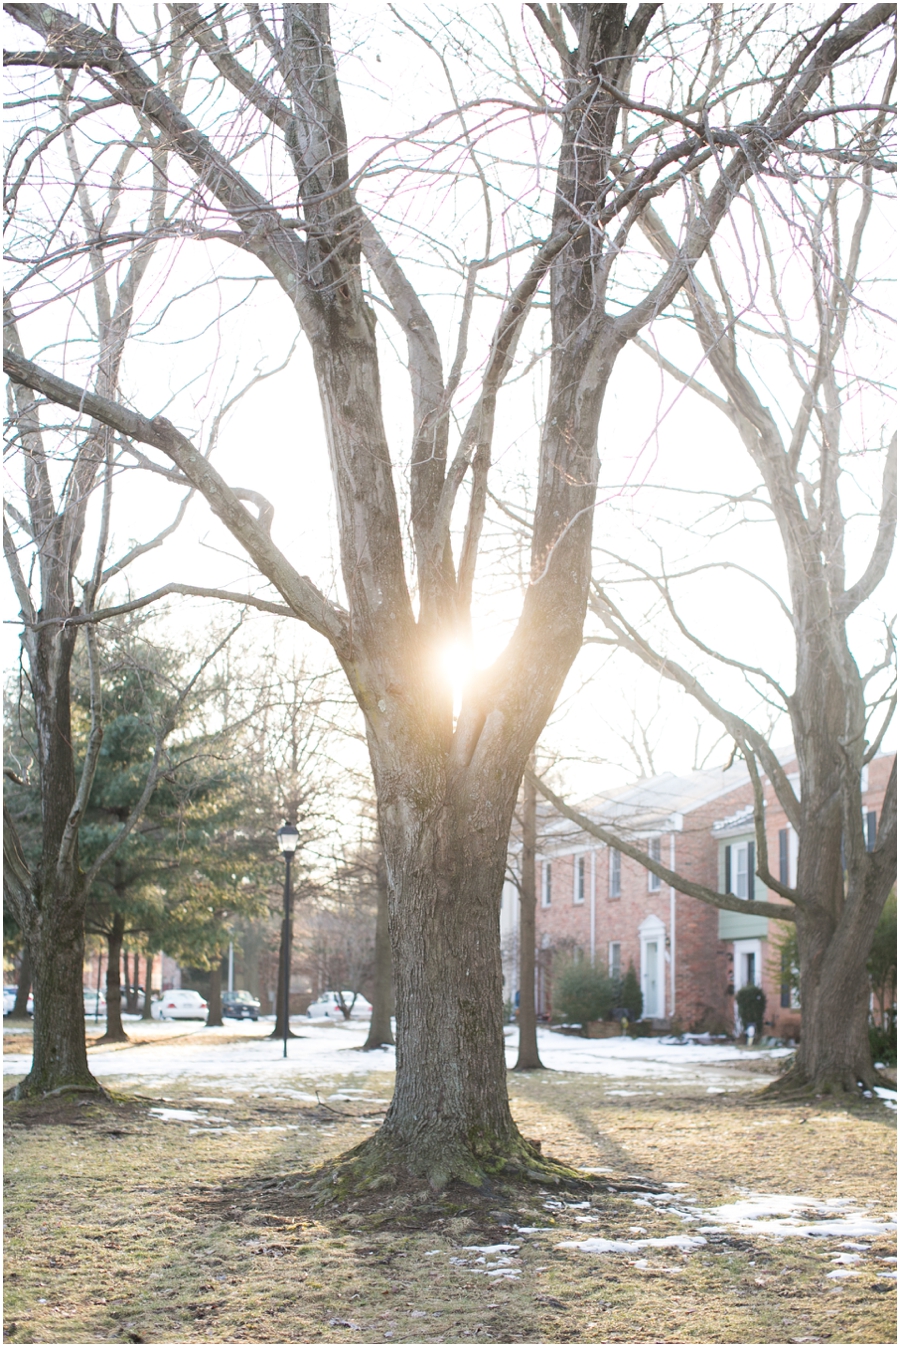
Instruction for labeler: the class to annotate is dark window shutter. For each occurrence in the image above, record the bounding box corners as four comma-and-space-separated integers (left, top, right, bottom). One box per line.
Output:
779, 829, 788, 885
866, 811, 877, 851
747, 841, 755, 901
724, 845, 731, 894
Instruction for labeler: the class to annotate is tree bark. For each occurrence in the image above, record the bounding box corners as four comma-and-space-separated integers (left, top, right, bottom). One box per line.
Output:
206, 960, 223, 1027
515, 769, 543, 1071
7, 628, 101, 1098
11, 942, 33, 1022
271, 912, 296, 1039
362, 847, 394, 1050
98, 913, 129, 1044
141, 953, 154, 1020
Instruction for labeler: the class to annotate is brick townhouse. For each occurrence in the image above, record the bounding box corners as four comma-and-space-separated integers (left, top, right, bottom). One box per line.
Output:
500, 750, 894, 1037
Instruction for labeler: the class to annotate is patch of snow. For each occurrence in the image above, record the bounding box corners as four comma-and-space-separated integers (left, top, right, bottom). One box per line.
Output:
461, 1244, 520, 1254
828, 1253, 862, 1264
557, 1234, 707, 1254
149, 1107, 204, 1121
876, 1271, 898, 1279
699, 1192, 896, 1240
825, 1269, 860, 1279
873, 1086, 897, 1111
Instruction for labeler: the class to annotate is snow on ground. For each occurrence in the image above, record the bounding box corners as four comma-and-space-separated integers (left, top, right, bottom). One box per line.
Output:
3, 1022, 797, 1094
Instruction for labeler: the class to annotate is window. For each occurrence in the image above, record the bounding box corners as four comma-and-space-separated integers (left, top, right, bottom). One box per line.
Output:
609, 848, 621, 898
778, 829, 789, 885
609, 942, 621, 980
574, 855, 586, 904
541, 861, 552, 907
725, 841, 754, 900
866, 810, 877, 851
647, 836, 661, 891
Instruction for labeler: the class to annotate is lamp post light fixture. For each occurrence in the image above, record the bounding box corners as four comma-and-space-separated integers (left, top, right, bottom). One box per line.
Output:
276, 822, 299, 1059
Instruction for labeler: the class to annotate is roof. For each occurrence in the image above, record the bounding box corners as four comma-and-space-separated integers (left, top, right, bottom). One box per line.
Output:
540, 748, 795, 846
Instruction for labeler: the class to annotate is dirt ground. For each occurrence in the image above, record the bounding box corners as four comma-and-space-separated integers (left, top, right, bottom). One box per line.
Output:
3, 1039, 896, 1346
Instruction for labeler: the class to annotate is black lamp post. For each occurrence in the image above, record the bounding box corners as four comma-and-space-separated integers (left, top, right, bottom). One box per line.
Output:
276, 821, 299, 1058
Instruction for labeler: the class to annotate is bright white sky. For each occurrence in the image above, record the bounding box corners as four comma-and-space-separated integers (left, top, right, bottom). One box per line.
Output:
3, 3, 895, 814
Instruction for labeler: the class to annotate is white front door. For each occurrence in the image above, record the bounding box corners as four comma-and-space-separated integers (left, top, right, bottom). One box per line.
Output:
644, 941, 660, 1018
638, 914, 667, 1019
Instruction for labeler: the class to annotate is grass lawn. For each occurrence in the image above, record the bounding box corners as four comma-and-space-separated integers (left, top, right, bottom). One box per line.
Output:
3, 1030, 896, 1345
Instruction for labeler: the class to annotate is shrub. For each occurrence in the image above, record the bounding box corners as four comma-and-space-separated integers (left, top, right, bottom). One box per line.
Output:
619, 961, 643, 1022
869, 1007, 897, 1068
736, 983, 766, 1036
552, 958, 616, 1027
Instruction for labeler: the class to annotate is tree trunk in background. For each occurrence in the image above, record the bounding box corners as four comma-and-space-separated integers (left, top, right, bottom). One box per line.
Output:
515, 769, 543, 1071
362, 847, 394, 1050
271, 917, 296, 1039
123, 951, 137, 1013
11, 943, 33, 1021
100, 914, 129, 1044
141, 954, 154, 1020
206, 961, 223, 1027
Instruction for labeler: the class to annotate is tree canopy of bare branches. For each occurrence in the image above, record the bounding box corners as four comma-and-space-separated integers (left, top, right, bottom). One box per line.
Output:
4, 3, 894, 1169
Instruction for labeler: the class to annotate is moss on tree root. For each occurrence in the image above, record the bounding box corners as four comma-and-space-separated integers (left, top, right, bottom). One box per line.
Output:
299, 1126, 587, 1202
4, 1077, 108, 1104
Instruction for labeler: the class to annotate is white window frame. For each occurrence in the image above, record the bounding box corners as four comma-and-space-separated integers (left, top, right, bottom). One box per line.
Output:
726, 840, 752, 900
574, 854, 586, 905
609, 848, 621, 898
647, 836, 661, 892
541, 860, 552, 907
608, 941, 621, 981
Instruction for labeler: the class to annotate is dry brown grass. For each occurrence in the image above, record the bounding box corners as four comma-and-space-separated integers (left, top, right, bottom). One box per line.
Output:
3, 1051, 896, 1345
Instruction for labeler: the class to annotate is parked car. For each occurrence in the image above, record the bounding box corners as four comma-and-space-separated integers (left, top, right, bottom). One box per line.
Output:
84, 987, 108, 1018
4, 986, 34, 1016
153, 989, 208, 1021
306, 990, 373, 1022
222, 990, 260, 1020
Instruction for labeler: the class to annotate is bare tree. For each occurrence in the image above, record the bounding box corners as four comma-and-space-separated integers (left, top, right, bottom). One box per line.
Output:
4, 4, 893, 1174
541, 110, 896, 1092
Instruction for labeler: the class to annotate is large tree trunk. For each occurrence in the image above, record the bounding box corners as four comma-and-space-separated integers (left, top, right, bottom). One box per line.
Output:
98, 913, 129, 1045
8, 629, 100, 1099
339, 755, 569, 1190
206, 960, 223, 1027
515, 770, 543, 1071
362, 848, 394, 1050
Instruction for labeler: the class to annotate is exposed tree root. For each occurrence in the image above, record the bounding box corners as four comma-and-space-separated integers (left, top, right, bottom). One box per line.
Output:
297, 1126, 587, 1203
4, 1077, 109, 1103
760, 1058, 893, 1100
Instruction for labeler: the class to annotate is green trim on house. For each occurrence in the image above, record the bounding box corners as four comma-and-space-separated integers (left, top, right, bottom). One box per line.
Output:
717, 834, 769, 939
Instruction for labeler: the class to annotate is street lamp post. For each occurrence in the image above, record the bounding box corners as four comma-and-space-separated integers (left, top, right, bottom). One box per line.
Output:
276, 822, 299, 1059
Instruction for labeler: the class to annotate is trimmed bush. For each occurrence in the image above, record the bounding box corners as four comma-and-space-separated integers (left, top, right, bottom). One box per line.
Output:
620, 961, 643, 1022
552, 958, 616, 1028
736, 983, 766, 1037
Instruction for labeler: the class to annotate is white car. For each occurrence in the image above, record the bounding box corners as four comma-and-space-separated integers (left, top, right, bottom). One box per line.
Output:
4, 986, 33, 1016
153, 989, 208, 1021
306, 990, 372, 1022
